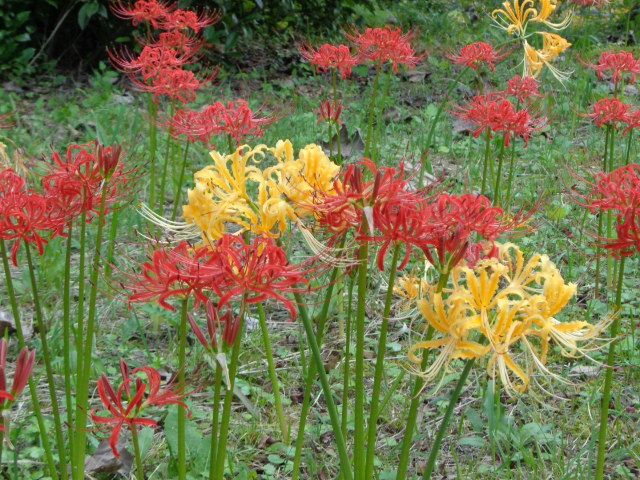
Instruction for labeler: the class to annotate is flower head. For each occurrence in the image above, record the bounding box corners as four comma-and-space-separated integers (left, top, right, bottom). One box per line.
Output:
348, 26, 422, 72
91, 362, 186, 458
590, 51, 640, 86
159, 7, 220, 32
504, 74, 541, 103
300, 43, 359, 79
587, 98, 631, 128
0, 340, 35, 412
448, 42, 503, 71
204, 100, 273, 146
110, 0, 174, 28
317, 99, 343, 125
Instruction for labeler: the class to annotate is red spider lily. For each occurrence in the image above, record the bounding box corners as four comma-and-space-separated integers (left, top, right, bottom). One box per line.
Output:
129, 241, 221, 311
0, 168, 26, 196
447, 42, 502, 71
91, 362, 186, 458
590, 51, 640, 85
189, 300, 240, 349
110, 0, 175, 28
0, 191, 58, 266
129, 66, 208, 103
463, 241, 499, 268
167, 108, 216, 144
0, 339, 35, 411
584, 164, 640, 214
317, 99, 343, 125
623, 108, 640, 135
587, 98, 631, 128
299, 43, 359, 79
504, 75, 541, 104
454, 94, 540, 145
155, 30, 204, 57
109, 45, 190, 82
347, 26, 423, 72
213, 235, 308, 319
204, 100, 273, 146
421, 193, 513, 270
159, 7, 220, 33
601, 209, 640, 257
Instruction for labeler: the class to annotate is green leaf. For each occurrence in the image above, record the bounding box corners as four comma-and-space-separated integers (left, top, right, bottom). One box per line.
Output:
78, 2, 99, 30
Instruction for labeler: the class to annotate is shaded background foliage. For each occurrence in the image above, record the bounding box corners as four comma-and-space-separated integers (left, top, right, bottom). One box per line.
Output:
0, 0, 386, 77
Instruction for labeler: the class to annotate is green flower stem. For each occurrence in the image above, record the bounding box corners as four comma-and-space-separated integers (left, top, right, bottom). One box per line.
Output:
418, 67, 468, 188
208, 362, 223, 480
396, 271, 450, 480
158, 102, 175, 212
422, 358, 476, 479
364, 65, 382, 160
480, 129, 492, 195
0, 240, 57, 480
594, 127, 611, 299
257, 303, 290, 444
364, 243, 401, 478
214, 304, 247, 480
341, 273, 355, 440
177, 298, 189, 480
24, 243, 67, 479
294, 293, 353, 480
606, 128, 617, 292
624, 130, 633, 166
292, 263, 343, 480
130, 425, 145, 480
148, 96, 158, 208
503, 139, 518, 212
171, 141, 190, 221
331, 71, 343, 164
493, 135, 507, 206
75, 212, 87, 377
103, 206, 120, 284
354, 241, 369, 479
73, 185, 109, 480
595, 257, 626, 480
62, 221, 74, 458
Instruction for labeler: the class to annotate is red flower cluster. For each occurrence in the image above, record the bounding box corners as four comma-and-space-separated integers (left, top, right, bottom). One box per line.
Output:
317, 99, 343, 125
91, 361, 186, 457
300, 43, 359, 79
590, 51, 640, 85
0, 339, 35, 418
448, 42, 503, 71
504, 75, 541, 104
129, 235, 307, 318
454, 94, 543, 146
586, 164, 640, 257
587, 98, 631, 128
168, 100, 272, 146
109, 0, 218, 103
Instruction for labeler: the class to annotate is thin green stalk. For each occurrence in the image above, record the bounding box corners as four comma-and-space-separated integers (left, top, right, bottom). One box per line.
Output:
422, 358, 476, 479
493, 135, 507, 206
208, 362, 223, 480
0, 240, 57, 480
418, 67, 468, 188
177, 298, 189, 480
62, 221, 74, 459
606, 128, 616, 292
594, 127, 611, 299
158, 103, 175, 211
148, 96, 158, 208
130, 425, 145, 480
364, 244, 402, 478
331, 71, 343, 164
364, 65, 382, 160
24, 243, 67, 479
104, 207, 120, 283
294, 293, 353, 480
292, 262, 344, 479
341, 273, 355, 440
354, 242, 369, 479
396, 271, 450, 480
171, 141, 190, 221
595, 257, 626, 480
257, 303, 289, 444
73, 186, 109, 480
75, 212, 87, 377
624, 131, 633, 166
504, 139, 518, 211
480, 130, 492, 195
214, 305, 246, 480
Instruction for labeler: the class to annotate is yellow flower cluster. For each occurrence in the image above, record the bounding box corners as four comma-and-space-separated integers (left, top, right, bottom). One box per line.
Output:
492, 0, 572, 81
407, 243, 607, 395
182, 140, 340, 242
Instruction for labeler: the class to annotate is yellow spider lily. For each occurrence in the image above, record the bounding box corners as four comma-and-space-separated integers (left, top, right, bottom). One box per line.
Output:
492, 0, 537, 35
